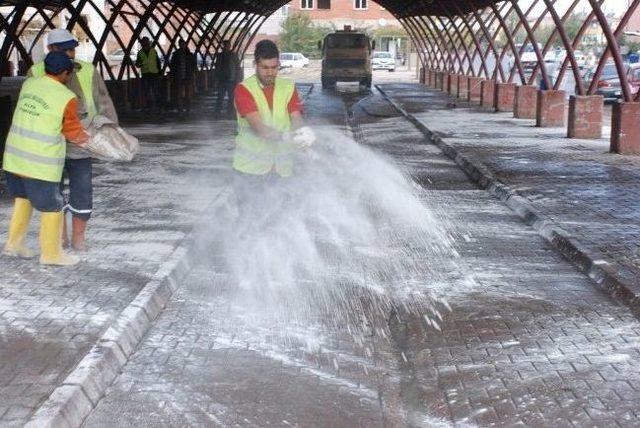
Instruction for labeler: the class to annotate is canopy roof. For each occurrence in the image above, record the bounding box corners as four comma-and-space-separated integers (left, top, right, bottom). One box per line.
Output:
0, 0, 499, 17
176, 0, 499, 17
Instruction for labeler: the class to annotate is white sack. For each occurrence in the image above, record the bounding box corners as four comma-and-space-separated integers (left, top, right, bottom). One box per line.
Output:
85, 115, 139, 162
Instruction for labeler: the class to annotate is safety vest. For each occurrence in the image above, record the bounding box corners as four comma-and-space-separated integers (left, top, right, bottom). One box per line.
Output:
138, 49, 159, 74
31, 60, 97, 120
3, 76, 76, 182
234, 75, 295, 177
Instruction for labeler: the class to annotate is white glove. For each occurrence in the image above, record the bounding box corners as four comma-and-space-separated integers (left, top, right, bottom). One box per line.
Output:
292, 126, 316, 149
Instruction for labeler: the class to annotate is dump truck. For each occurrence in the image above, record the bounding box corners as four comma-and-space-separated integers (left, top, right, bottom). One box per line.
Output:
319, 26, 375, 89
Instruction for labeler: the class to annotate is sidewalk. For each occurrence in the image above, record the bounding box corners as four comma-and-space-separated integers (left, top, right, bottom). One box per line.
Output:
0, 100, 233, 426
377, 83, 640, 312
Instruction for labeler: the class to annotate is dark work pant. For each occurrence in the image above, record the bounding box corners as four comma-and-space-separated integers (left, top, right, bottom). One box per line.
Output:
216, 80, 236, 116
141, 73, 160, 110
61, 158, 93, 220
5, 172, 63, 212
173, 78, 193, 112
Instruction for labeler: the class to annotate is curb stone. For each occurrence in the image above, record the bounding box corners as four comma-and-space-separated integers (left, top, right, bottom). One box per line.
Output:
25, 189, 231, 428
375, 84, 640, 317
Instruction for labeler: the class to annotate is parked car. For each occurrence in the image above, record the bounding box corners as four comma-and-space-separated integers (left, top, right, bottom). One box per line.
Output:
371, 51, 396, 71
544, 48, 566, 65
108, 48, 137, 63
574, 50, 587, 69
513, 43, 543, 71
581, 62, 630, 102
626, 63, 640, 97
280, 52, 309, 68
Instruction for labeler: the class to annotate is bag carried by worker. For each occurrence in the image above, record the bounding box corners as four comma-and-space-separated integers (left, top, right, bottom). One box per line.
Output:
85, 115, 139, 162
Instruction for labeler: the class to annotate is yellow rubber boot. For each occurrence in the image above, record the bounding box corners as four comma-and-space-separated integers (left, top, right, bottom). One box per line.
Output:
39, 212, 80, 266
3, 198, 36, 259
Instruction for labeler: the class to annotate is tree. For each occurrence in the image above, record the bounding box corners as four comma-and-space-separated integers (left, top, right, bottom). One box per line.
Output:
497, 12, 527, 49
563, 13, 586, 42
280, 13, 333, 59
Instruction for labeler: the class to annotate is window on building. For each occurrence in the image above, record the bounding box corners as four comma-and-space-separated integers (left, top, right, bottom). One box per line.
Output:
301, 0, 313, 9
318, 0, 330, 9
354, 0, 367, 10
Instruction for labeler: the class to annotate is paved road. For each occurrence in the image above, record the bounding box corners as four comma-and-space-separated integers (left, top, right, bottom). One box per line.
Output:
82, 84, 640, 427
0, 95, 231, 427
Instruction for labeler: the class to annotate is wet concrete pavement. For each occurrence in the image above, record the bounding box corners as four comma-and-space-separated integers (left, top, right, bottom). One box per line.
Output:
377, 83, 640, 302
0, 95, 234, 426
81, 85, 640, 427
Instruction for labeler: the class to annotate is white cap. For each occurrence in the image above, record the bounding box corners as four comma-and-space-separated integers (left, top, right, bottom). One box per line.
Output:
47, 28, 79, 48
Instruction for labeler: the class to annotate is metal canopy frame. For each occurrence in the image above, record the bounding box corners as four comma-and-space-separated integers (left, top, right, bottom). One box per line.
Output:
0, 0, 638, 104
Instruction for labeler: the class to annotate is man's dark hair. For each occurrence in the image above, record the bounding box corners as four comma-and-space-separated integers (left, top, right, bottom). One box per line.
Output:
254, 40, 279, 62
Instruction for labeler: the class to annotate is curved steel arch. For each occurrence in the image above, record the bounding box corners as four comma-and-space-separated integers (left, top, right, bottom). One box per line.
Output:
0, 0, 639, 106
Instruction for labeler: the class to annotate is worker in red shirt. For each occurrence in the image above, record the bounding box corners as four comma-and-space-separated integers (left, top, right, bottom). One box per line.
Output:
228, 40, 316, 287
232, 39, 315, 180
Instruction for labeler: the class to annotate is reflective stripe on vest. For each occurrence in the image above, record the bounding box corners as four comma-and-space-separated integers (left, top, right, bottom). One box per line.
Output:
10, 124, 60, 145
31, 60, 96, 120
138, 49, 159, 74
234, 75, 295, 177
2, 76, 75, 182
4, 145, 66, 166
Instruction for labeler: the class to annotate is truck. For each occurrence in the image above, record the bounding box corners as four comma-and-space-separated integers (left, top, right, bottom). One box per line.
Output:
318, 26, 375, 89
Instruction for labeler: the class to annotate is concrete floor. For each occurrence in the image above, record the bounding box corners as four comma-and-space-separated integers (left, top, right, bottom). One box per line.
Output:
80, 80, 640, 427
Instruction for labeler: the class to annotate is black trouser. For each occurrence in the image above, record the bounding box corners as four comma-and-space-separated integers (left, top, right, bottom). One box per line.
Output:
61, 158, 93, 220
173, 78, 193, 112
216, 80, 236, 116
141, 73, 160, 110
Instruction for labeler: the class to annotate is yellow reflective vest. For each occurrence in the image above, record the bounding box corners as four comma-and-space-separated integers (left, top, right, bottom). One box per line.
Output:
137, 49, 159, 74
3, 76, 76, 182
234, 75, 295, 177
31, 60, 96, 120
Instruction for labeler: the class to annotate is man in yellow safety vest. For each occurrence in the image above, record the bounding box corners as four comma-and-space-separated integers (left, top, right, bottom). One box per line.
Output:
29, 28, 118, 252
136, 36, 162, 113
3, 51, 89, 266
228, 40, 317, 286
232, 39, 316, 181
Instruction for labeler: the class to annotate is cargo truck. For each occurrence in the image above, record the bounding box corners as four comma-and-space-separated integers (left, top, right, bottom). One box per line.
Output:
318, 26, 375, 89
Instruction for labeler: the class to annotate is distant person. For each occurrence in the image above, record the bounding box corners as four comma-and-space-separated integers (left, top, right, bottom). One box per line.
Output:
170, 39, 197, 115
215, 40, 241, 118
3, 52, 89, 266
136, 36, 162, 112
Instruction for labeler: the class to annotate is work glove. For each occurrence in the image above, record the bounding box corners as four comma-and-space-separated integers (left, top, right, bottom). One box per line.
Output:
292, 126, 316, 149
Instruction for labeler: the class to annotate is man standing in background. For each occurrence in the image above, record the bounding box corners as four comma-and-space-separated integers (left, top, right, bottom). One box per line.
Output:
215, 40, 241, 118
29, 28, 118, 252
136, 36, 162, 113
170, 39, 197, 116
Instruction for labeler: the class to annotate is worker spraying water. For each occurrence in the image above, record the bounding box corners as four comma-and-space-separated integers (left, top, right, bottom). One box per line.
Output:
221, 40, 469, 340
232, 39, 316, 185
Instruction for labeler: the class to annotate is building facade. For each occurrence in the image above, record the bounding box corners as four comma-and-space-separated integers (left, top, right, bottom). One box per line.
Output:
288, 0, 401, 30
250, 0, 407, 58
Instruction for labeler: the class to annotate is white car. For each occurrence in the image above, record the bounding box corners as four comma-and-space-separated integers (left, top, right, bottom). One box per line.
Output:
544, 49, 566, 64
573, 50, 587, 69
108, 48, 137, 63
280, 52, 309, 68
372, 51, 396, 71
